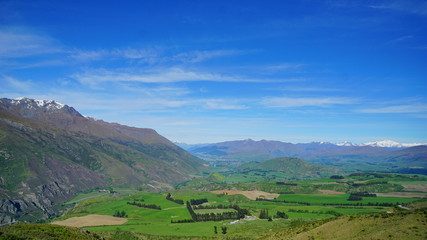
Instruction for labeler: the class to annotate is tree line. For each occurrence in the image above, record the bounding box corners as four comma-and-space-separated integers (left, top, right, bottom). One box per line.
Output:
190, 198, 208, 205
193, 204, 237, 210
127, 201, 161, 210
113, 210, 127, 218
351, 192, 377, 197
166, 193, 184, 205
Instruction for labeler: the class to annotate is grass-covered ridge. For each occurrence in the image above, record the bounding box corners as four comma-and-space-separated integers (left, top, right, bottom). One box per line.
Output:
262, 209, 427, 240
0, 223, 107, 240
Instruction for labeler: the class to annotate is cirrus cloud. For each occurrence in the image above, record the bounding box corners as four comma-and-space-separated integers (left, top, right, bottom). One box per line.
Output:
261, 97, 356, 108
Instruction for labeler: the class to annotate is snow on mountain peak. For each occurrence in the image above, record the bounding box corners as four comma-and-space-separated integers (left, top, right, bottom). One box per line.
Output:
336, 141, 356, 146
11, 97, 66, 110
361, 140, 403, 148
334, 140, 427, 148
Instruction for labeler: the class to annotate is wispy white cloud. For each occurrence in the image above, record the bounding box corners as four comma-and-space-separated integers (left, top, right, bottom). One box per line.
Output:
171, 50, 241, 63
386, 35, 415, 45
69, 48, 241, 64
0, 59, 66, 70
239, 62, 305, 74
69, 47, 160, 63
277, 86, 342, 92
203, 99, 249, 110
263, 63, 305, 72
69, 49, 109, 61
118, 84, 192, 97
369, 0, 427, 16
261, 97, 356, 108
1, 75, 33, 91
359, 104, 427, 113
72, 67, 295, 86
0, 28, 62, 58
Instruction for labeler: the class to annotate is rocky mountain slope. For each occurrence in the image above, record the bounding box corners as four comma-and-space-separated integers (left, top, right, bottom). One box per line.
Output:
0, 97, 204, 224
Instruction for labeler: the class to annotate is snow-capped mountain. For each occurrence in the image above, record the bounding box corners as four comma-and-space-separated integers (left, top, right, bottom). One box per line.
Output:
336, 141, 358, 147
336, 140, 427, 148
10, 97, 65, 110
361, 140, 405, 148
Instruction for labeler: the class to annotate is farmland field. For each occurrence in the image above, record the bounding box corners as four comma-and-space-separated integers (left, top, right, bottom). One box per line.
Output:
48, 173, 426, 239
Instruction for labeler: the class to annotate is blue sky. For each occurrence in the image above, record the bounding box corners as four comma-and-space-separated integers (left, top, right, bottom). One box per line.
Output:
1, 0, 426, 144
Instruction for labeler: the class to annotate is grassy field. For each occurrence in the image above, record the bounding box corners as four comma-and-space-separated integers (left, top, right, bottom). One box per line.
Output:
263, 210, 427, 240
275, 194, 418, 205
51, 188, 424, 239
48, 173, 427, 239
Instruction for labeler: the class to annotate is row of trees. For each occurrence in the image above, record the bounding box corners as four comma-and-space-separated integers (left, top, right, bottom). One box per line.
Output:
127, 201, 161, 210
113, 210, 127, 218
171, 219, 194, 223
275, 211, 289, 219
193, 204, 239, 210
259, 209, 289, 220
351, 192, 377, 197
190, 198, 208, 205
214, 226, 227, 234
166, 193, 184, 205
259, 209, 269, 219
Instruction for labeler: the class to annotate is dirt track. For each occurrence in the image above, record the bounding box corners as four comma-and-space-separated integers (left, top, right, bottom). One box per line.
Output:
51, 214, 128, 227
211, 190, 279, 200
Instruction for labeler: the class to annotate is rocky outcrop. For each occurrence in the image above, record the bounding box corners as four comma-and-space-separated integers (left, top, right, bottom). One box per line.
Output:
0, 179, 106, 224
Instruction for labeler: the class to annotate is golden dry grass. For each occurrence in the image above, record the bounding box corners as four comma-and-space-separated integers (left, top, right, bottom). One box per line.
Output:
51, 214, 127, 227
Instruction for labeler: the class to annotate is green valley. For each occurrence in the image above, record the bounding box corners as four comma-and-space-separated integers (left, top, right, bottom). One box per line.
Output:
31, 172, 425, 239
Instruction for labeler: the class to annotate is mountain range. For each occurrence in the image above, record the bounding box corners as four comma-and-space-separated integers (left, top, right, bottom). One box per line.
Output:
186, 139, 427, 174
0, 97, 204, 224
177, 139, 426, 150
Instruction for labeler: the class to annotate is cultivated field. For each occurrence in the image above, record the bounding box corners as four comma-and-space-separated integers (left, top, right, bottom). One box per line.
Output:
52, 214, 128, 227
50, 173, 426, 239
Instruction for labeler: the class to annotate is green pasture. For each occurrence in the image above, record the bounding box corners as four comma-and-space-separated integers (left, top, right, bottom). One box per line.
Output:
53, 176, 425, 239
239, 201, 387, 219
276, 194, 419, 205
